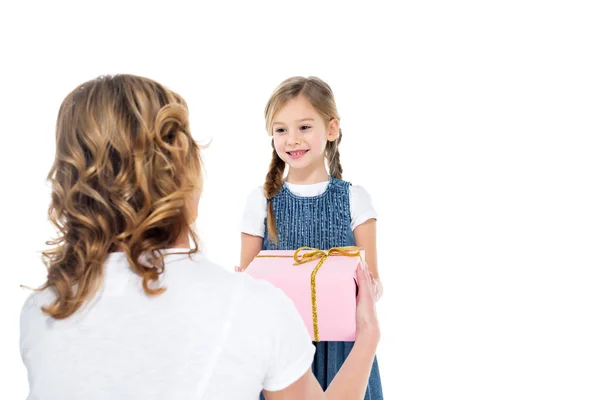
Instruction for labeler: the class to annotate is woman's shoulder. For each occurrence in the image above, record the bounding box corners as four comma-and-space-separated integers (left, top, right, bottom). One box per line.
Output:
20, 289, 54, 322
19, 287, 56, 356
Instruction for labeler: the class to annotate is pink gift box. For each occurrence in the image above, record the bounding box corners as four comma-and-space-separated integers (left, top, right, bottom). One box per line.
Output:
244, 247, 364, 342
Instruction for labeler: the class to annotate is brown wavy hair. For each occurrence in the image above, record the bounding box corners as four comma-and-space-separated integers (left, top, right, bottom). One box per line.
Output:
38, 74, 202, 319
263, 76, 343, 244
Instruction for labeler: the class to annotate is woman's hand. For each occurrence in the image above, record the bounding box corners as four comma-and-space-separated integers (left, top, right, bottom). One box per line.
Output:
355, 261, 380, 345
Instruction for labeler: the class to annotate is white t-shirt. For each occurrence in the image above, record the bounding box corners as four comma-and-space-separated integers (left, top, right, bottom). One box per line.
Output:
241, 180, 377, 237
20, 251, 315, 400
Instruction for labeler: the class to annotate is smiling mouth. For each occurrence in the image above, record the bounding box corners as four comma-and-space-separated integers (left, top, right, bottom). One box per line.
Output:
287, 150, 309, 159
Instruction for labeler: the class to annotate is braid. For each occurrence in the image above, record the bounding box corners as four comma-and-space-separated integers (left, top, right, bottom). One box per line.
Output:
263, 143, 285, 245
326, 128, 343, 179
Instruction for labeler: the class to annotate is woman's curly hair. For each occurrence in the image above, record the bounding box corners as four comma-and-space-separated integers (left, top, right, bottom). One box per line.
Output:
39, 74, 202, 319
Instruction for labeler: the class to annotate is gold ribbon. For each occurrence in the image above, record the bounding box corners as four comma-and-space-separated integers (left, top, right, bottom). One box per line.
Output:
292, 246, 363, 342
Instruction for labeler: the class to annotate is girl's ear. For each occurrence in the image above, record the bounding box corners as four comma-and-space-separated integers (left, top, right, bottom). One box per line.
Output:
327, 118, 340, 142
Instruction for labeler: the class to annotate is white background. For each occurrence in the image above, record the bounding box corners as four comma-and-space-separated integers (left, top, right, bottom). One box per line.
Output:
1, 0, 599, 398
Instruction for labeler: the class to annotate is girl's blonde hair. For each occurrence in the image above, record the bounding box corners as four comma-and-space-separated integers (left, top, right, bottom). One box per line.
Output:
263, 76, 343, 245
39, 74, 202, 319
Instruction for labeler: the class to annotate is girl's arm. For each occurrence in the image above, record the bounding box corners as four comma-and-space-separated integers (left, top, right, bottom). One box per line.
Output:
239, 187, 267, 271
240, 233, 263, 270
354, 218, 383, 301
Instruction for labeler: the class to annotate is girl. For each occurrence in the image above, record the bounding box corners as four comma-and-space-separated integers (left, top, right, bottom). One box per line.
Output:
240, 76, 384, 399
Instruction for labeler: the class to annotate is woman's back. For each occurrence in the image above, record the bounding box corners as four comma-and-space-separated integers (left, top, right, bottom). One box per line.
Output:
20, 251, 316, 399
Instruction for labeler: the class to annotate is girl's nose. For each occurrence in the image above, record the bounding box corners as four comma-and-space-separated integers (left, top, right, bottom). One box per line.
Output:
287, 130, 301, 145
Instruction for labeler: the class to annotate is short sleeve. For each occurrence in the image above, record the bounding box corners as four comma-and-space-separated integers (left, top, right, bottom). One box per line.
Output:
20, 291, 50, 366
20, 294, 37, 361
262, 288, 316, 391
240, 186, 267, 237
350, 185, 378, 231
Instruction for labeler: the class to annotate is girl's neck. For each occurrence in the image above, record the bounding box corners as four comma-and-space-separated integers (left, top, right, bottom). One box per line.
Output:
286, 163, 329, 185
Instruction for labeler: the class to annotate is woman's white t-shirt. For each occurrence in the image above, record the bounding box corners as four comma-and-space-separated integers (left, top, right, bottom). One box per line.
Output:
20, 251, 315, 399
241, 181, 377, 237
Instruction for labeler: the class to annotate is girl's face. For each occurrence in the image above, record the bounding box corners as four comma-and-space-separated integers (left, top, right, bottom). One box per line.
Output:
271, 95, 339, 172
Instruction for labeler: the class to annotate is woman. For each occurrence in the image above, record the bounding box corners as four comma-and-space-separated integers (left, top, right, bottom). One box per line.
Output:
19, 74, 380, 399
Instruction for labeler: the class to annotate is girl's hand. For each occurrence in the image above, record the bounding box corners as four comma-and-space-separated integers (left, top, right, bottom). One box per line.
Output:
369, 272, 383, 302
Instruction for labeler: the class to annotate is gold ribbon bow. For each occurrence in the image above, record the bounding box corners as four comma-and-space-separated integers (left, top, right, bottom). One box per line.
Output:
292, 246, 363, 342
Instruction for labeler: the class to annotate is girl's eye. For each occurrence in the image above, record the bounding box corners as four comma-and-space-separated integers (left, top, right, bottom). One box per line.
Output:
300, 125, 311, 131
274, 128, 287, 134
